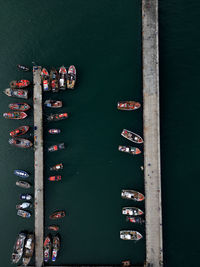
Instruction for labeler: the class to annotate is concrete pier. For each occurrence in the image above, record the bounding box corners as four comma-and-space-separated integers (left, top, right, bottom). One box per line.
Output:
33, 66, 44, 267
142, 1, 163, 266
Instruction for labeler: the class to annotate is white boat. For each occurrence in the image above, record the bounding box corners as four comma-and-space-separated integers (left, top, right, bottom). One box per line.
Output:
120, 230, 143, 241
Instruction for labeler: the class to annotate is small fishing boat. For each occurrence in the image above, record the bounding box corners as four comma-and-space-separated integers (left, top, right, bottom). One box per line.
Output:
48, 175, 61, 181
122, 207, 144, 216
50, 163, 63, 171
126, 216, 145, 224
17, 65, 29, 71
22, 234, 34, 266
3, 112, 27, 120
48, 225, 59, 231
11, 232, 26, 264
4, 88, 28, 99
20, 194, 32, 201
44, 235, 52, 262
47, 113, 68, 121
10, 79, 30, 89
120, 230, 143, 241
9, 138, 33, 148
117, 101, 141, 111
16, 180, 31, 189
121, 129, 143, 144
48, 129, 61, 134
49, 211, 66, 220
44, 100, 62, 108
16, 202, 32, 210
14, 169, 29, 178
50, 68, 59, 92
48, 143, 65, 152
9, 103, 30, 111
59, 66, 67, 90
10, 126, 29, 137
121, 190, 145, 202
17, 209, 31, 218
52, 235, 60, 262
118, 145, 141, 155
67, 65, 76, 89
41, 68, 50, 91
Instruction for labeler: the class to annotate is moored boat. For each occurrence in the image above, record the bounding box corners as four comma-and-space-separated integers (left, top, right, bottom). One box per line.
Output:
50, 68, 59, 92
9, 103, 30, 111
16, 180, 31, 189
22, 234, 34, 266
48, 143, 65, 152
4, 88, 28, 99
44, 100, 62, 108
49, 211, 66, 220
126, 216, 145, 224
41, 68, 50, 91
44, 235, 52, 262
48, 175, 61, 181
10, 126, 29, 137
120, 230, 143, 241
50, 163, 63, 171
47, 113, 68, 121
3, 112, 27, 120
121, 189, 145, 202
67, 65, 76, 89
117, 101, 141, 111
17, 209, 31, 218
118, 145, 141, 155
59, 66, 67, 90
14, 169, 29, 178
11, 232, 26, 264
48, 225, 59, 231
20, 194, 32, 201
52, 235, 60, 262
122, 207, 144, 216
17, 65, 30, 72
16, 202, 32, 210
48, 129, 61, 134
9, 138, 33, 148
121, 129, 143, 144
10, 79, 30, 89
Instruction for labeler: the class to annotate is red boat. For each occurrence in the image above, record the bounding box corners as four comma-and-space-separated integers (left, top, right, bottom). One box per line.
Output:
10, 126, 29, 137
48, 175, 61, 181
10, 80, 30, 89
117, 101, 141, 111
9, 103, 30, 111
47, 113, 68, 121
48, 225, 59, 231
3, 112, 27, 120
49, 211, 66, 220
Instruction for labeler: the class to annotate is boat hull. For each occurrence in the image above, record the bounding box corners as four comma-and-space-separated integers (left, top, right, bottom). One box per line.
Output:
67, 65, 76, 89
118, 145, 141, 155
9, 138, 33, 148
121, 189, 145, 201
22, 234, 34, 266
48, 143, 65, 152
11, 232, 26, 264
49, 211, 66, 220
10, 126, 29, 137
9, 103, 30, 111
10, 79, 30, 89
14, 169, 29, 178
121, 129, 143, 144
47, 113, 68, 121
120, 230, 143, 241
44, 235, 52, 262
3, 112, 27, 119
16, 180, 31, 189
4, 88, 28, 99
44, 100, 62, 108
117, 101, 141, 111
50, 163, 63, 171
122, 207, 144, 216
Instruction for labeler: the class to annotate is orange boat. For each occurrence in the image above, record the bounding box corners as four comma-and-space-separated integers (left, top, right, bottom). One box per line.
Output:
117, 101, 141, 111
10, 126, 29, 137
48, 225, 59, 231
49, 211, 66, 220
3, 112, 27, 120
48, 175, 61, 181
10, 80, 30, 89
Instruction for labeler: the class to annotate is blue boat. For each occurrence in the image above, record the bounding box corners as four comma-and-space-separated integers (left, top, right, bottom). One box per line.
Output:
14, 170, 29, 178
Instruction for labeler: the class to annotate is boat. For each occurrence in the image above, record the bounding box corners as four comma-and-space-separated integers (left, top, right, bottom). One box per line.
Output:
44, 100, 62, 108
59, 66, 67, 90
48, 225, 59, 231
10, 79, 30, 89
44, 235, 52, 262
9, 138, 33, 148
48, 143, 65, 152
50, 68, 59, 92
67, 65, 76, 89
41, 68, 50, 91
48, 129, 61, 134
22, 234, 34, 266
17, 209, 31, 218
120, 230, 143, 241
9, 103, 30, 111
10, 126, 29, 137
20, 194, 32, 201
49, 211, 66, 220
16, 180, 31, 189
122, 207, 144, 216
3, 112, 27, 119
48, 175, 61, 181
3, 88, 28, 99
16, 202, 32, 209
47, 113, 68, 121
17, 65, 30, 72
121, 129, 143, 144
52, 235, 60, 262
118, 145, 141, 155
11, 232, 26, 264
126, 216, 145, 224
121, 190, 145, 202
50, 163, 63, 171
117, 101, 141, 111
14, 169, 29, 178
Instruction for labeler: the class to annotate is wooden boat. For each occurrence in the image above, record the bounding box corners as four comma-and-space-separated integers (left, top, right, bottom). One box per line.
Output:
16, 180, 31, 189
10, 126, 29, 137
22, 234, 34, 266
50, 163, 63, 171
121, 190, 145, 202
9, 103, 30, 111
4, 88, 28, 99
10, 79, 30, 89
49, 211, 66, 220
44, 100, 62, 108
11, 232, 26, 264
3, 112, 27, 119
118, 145, 141, 155
52, 235, 60, 262
44, 235, 52, 262
17, 65, 29, 71
121, 129, 143, 144
59, 66, 67, 90
41, 68, 50, 91
16, 202, 32, 210
126, 216, 145, 224
9, 138, 33, 148
20, 194, 32, 201
122, 207, 144, 216
117, 101, 141, 111
17, 209, 31, 218
48, 143, 65, 152
120, 230, 143, 241
48, 175, 61, 181
14, 169, 29, 178
48, 129, 61, 134
50, 68, 59, 92
47, 113, 68, 121
48, 225, 59, 231
67, 65, 76, 89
